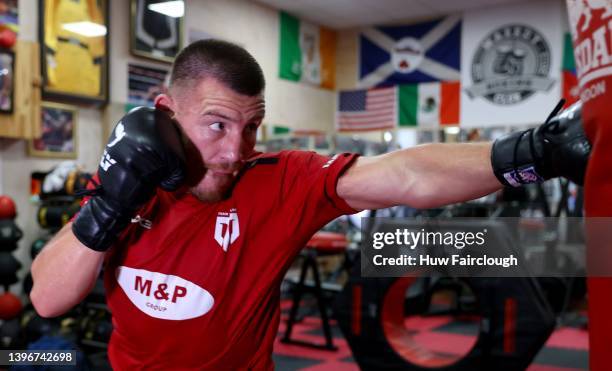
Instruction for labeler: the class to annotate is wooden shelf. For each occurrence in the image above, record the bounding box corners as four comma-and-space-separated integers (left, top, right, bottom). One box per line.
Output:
0, 40, 41, 139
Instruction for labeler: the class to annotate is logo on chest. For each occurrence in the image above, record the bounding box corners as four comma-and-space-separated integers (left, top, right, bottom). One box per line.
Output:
215, 208, 240, 252
116, 266, 215, 320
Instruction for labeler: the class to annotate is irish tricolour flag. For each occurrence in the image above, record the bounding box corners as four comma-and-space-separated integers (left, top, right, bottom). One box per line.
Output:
279, 11, 336, 89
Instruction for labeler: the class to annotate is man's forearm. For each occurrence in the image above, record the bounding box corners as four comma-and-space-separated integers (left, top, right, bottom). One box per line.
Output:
399, 142, 501, 209
30, 222, 105, 317
338, 142, 502, 211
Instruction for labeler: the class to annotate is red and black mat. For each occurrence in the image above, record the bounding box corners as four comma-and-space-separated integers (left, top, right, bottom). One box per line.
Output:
274, 299, 588, 371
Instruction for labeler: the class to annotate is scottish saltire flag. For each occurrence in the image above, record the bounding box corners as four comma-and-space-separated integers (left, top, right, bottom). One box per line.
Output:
359, 15, 461, 88
337, 87, 396, 131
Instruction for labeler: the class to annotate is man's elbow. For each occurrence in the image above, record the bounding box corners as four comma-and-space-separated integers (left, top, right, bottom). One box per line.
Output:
30, 285, 69, 318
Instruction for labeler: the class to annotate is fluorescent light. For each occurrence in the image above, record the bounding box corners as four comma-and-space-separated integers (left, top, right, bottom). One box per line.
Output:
445, 127, 460, 135
148, 1, 184, 18
62, 22, 107, 37
383, 131, 393, 142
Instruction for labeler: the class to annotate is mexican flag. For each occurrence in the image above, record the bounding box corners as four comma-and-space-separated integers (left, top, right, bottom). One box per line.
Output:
279, 11, 336, 89
398, 81, 460, 127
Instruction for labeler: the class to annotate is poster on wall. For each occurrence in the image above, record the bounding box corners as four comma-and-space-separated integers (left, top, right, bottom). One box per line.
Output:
130, 0, 184, 63
28, 102, 77, 159
0, 0, 18, 46
460, 0, 562, 127
40, 0, 109, 105
0, 48, 14, 113
127, 63, 169, 111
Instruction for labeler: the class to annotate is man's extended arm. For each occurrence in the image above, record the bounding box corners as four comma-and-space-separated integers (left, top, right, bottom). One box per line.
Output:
338, 143, 498, 210
338, 101, 590, 211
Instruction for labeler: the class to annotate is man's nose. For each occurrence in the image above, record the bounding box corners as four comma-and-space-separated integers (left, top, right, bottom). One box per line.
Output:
219, 131, 244, 163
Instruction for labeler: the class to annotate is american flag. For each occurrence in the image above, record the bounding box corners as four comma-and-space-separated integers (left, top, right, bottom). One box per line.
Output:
337, 87, 396, 131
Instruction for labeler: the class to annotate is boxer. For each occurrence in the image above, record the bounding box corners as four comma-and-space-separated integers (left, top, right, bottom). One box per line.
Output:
31, 39, 589, 369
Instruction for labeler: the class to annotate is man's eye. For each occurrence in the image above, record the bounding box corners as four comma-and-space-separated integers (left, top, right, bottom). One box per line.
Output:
247, 123, 258, 132
210, 122, 225, 131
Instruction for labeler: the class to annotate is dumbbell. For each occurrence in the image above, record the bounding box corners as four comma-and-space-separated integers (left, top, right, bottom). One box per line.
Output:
0, 252, 20, 287
22, 273, 33, 296
30, 238, 49, 259
0, 196, 16, 219
0, 318, 23, 349
37, 202, 80, 230
0, 292, 22, 320
0, 219, 23, 252
21, 310, 60, 344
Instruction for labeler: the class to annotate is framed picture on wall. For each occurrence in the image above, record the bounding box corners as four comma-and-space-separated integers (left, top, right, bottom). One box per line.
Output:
130, 0, 184, 63
0, 49, 15, 114
39, 0, 109, 105
127, 63, 169, 110
0, 0, 19, 41
28, 102, 78, 159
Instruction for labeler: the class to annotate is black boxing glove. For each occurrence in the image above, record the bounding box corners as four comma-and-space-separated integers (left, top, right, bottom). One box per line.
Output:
72, 107, 185, 251
491, 100, 591, 187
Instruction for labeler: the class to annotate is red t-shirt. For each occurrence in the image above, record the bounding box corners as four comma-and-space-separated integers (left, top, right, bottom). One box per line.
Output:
100, 150, 358, 370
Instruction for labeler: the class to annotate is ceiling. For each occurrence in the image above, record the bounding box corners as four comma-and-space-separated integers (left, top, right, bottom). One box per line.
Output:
254, 0, 534, 29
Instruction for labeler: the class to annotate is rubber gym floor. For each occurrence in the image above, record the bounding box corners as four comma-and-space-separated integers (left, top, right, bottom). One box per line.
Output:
274, 299, 589, 371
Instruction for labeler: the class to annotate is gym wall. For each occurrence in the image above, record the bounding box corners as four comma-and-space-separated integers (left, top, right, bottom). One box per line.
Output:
0, 0, 104, 291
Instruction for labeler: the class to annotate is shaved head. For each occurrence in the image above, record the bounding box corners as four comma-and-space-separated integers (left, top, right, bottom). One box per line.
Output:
169, 39, 265, 99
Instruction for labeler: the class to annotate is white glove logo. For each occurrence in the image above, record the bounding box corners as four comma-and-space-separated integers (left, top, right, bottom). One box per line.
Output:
107, 122, 126, 148
99, 150, 117, 172
100, 122, 125, 171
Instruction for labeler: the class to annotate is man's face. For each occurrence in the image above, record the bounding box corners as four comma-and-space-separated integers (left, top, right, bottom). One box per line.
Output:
165, 78, 265, 202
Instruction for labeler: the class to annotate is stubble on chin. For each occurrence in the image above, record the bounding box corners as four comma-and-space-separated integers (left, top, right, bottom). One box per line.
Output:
189, 186, 226, 203
189, 175, 234, 203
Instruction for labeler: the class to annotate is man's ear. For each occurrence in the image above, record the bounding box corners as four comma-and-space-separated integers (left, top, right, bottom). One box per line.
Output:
154, 94, 175, 116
